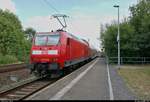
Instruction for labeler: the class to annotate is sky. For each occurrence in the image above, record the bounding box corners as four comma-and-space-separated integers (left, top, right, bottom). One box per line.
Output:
0, 0, 138, 50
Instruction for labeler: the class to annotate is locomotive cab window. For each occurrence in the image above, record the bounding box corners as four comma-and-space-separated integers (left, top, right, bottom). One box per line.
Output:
47, 35, 60, 45
35, 34, 60, 46
35, 35, 47, 45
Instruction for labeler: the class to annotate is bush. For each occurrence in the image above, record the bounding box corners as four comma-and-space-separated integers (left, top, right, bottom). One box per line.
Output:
0, 9, 32, 64
0, 54, 18, 65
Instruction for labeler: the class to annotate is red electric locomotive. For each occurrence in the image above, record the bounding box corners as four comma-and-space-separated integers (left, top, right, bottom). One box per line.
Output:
30, 30, 94, 77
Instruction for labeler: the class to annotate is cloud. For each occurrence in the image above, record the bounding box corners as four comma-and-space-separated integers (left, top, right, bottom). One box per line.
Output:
0, 0, 16, 13
23, 16, 63, 32
66, 12, 122, 49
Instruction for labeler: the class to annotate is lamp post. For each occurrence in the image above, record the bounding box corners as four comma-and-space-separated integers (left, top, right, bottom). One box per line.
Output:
113, 5, 120, 69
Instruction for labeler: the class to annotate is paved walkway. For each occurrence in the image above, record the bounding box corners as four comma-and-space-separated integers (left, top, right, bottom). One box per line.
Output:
59, 58, 109, 100
109, 65, 137, 100
26, 58, 137, 100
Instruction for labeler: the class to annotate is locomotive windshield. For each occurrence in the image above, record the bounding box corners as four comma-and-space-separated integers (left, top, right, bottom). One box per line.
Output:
35, 34, 60, 46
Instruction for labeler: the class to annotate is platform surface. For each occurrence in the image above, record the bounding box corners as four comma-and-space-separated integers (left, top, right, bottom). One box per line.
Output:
26, 58, 136, 100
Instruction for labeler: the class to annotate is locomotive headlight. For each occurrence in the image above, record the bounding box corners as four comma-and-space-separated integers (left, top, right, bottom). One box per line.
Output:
32, 50, 42, 55
48, 50, 58, 55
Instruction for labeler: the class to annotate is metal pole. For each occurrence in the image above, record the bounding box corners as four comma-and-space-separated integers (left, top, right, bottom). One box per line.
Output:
118, 6, 120, 69
114, 5, 120, 69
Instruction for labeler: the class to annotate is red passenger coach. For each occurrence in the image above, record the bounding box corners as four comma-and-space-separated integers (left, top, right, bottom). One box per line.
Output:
30, 30, 96, 77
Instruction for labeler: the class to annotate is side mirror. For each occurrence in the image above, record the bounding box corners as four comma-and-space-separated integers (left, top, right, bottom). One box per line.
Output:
31, 38, 33, 42
67, 38, 70, 45
32, 38, 35, 45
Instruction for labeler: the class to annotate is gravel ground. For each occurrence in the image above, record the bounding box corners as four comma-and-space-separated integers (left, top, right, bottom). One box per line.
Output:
0, 68, 32, 88
109, 65, 138, 100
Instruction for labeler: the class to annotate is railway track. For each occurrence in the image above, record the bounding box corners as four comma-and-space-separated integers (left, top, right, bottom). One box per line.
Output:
0, 76, 59, 100
0, 65, 84, 100
0, 63, 27, 73
0, 59, 94, 100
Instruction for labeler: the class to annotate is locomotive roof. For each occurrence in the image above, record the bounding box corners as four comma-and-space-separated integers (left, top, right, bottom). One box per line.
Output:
36, 29, 66, 35
36, 32, 59, 34
67, 33, 89, 45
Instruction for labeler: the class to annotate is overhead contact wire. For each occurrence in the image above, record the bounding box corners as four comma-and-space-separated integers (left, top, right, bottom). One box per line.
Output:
43, 0, 60, 13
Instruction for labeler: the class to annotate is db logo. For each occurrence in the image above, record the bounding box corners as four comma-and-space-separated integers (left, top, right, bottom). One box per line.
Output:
42, 51, 48, 54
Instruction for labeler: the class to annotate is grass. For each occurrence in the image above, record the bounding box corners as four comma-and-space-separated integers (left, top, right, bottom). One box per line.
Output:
0, 53, 29, 66
0, 54, 19, 66
118, 65, 150, 100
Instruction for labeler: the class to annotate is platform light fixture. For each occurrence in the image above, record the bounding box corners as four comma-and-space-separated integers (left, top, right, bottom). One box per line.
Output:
113, 5, 120, 69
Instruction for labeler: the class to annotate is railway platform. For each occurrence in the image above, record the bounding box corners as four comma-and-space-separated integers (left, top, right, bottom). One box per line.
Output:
26, 58, 136, 100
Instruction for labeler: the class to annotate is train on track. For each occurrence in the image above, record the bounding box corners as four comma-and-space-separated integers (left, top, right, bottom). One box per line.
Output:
30, 29, 98, 77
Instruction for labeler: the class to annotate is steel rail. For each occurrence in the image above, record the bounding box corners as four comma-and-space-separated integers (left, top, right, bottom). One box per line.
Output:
0, 63, 27, 73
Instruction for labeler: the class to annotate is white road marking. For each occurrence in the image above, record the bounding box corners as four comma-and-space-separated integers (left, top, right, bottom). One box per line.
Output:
107, 62, 114, 100
50, 59, 99, 100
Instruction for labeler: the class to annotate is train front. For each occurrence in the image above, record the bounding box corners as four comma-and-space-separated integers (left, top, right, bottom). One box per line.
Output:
30, 32, 62, 77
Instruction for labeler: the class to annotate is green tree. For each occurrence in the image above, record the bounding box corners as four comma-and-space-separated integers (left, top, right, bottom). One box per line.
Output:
101, 0, 150, 58
0, 9, 31, 62
101, 20, 135, 57
24, 27, 36, 41
129, 0, 150, 56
